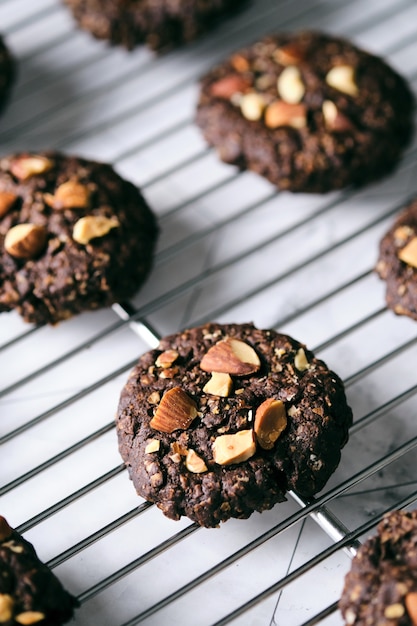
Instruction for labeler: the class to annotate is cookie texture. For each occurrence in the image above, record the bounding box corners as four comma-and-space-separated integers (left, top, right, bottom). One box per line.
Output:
0, 515, 78, 625
116, 322, 352, 528
64, 0, 244, 51
0, 35, 14, 113
196, 31, 414, 193
0, 151, 158, 325
339, 509, 417, 626
376, 197, 417, 321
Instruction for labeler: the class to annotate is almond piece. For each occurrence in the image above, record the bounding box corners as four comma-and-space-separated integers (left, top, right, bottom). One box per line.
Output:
200, 337, 261, 376
265, 101, 306, 129
10, 155, 53, 181
325, 65, 358, 97
203, 372, 233, 397
398, 237, 417, 269
0, 191, 18, 217
4, 224, 47, 259
0, 516, 13, 541
15, 612, 46, 625
277, 66, 305, 104
72, 215, 119, 245
294, 348, 309, 372
231, 54, 250, 73
254, 398, 287, 450
384, 604, 405, 619
0, 594, 14, 622
145, 439, 160, 454
240, 92, 265, 121
185, 449, 207, 473
273, 43, 305, 66
155, 350, 179, 369
212, 429, 256, 465
150, 387, 198, 433
45, 180, 90, 210
322, 100, 353, 132
210, 74, 252, 99
405, 592, 417, 625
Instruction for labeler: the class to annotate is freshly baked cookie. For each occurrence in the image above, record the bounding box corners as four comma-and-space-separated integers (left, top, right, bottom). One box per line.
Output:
0, 151, 158, 325
0, 515, 78, 624
376, 197, 417, 321
116, 322, 352, 528
0, 35, 14, 113
195, 31, 414, 193
339, 509, 417, 626
63, 0, 244, 51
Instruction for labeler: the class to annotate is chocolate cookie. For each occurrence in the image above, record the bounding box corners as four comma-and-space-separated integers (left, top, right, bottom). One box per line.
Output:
63, 0, 244, 51
195, 31, 414, 193
376, 197, 417, 321
0, 35, 14, 113
339, 509, 417, 626
0, 151, 158, 325
116, 322, 352, 528
0, 515, 78, 625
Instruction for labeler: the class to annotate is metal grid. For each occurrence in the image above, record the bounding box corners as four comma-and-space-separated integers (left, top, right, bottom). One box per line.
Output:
1, 0, 417, 624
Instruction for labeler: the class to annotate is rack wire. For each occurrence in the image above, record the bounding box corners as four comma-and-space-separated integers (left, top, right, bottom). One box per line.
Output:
1, 0, 417, 624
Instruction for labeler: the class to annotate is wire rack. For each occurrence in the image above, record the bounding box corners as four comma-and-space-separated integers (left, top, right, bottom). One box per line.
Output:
1, 0, 417, 624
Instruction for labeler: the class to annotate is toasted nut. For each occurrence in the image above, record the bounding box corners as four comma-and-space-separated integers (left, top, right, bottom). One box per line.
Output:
4, 224, 47, 259
185, 449, 208, 473
148, 391, 161, 405
210, 74, 252, 99
156, 350, 179, 369
15, 612, 46, 625
0, 516, 13, 541
10, 155, 53, 181
277, 66, 305, 104
273, 43, 305, 66
0, 594, 14, 622
325, 65, 358, 96
294, 348, 309, 372
254, 398, 287, 450
398, 237, 417, 269
203, 372, 233, 397
405, 592, 417, 625
394, 226, 414, 243
0, 191, 18, 217
171, 442, 188, 456
145, 439, 160, 454
231, 54, 250, 72
213, 429, 256, 465
240, 92, 265, 121
200, 337, 261, 376
150, 387, 198, 433
2, 540, 23, 553
159, 367, 179, 379
72, 215, 119, 245
45, 180, 90, 210
384, 603, 405, 619
265, 101, 306, 129
322, 100, 353, 132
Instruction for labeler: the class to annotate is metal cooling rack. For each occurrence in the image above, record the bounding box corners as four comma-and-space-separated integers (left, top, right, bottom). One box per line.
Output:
1, 0, 417, 624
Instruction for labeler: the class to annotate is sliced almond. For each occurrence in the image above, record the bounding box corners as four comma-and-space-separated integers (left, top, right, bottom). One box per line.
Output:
150, 387, 198, 433
10, 155, 53, 181
145, 439, 160, 454
0, 191, 18, 217
185, 449, 208, 473
398, 237, 417, 269
203, 372, 233, 397
213, 429, 256, 465
0, 516, 13, 541
0, 594, 14, 622
325, 65, 358, 97
15, 612, 46, 625
72, 215, 119, 245
200, 337, 261, 376
322, 100, 353, 132
4, 223, 47, 259
231, 54, 250, 73
265, 101, 306, 129
294, 348, 309, 372
277, 66, 305, 104
209, 74, 252, 99
254, 398, 287, 450
273, 43, 305, 66
155, 350, 179, 369
45, 179, 90, 210
240, 92, 265, 121
405, 592, 417, 625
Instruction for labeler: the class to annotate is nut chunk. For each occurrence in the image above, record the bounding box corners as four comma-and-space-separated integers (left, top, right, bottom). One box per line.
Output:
200, 337, 260, 376
212, 429, 256, 465
150, 387, 198, 433
254, 399, 287, 450
4, 224, 47, 259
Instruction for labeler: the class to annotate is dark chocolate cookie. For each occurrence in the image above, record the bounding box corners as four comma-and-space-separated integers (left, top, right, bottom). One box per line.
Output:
63, 0, 244, 51
339, 509, 417, 626
376, 197, 417, 321
116, 322, 352, 528
195, 31, 414, 193
0, 515, 78, 625
0, 151, 158, 325
0, 35, 14, 114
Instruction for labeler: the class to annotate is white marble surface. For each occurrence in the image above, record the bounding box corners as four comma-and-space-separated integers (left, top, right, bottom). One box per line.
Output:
1, 0, 417, 624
